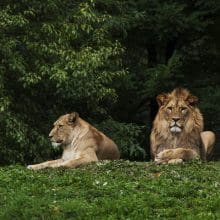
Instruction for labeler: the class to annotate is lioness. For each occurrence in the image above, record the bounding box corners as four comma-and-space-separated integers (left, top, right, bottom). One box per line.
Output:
150, 88, 215, 164
27, 112, 120, 170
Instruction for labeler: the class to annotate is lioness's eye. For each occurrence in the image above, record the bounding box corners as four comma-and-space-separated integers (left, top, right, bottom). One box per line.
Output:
58, 125, 64, 129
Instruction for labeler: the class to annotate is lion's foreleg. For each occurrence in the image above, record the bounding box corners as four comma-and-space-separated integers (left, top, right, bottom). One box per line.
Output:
27, 159, 64, 170
155, 148, 199, 164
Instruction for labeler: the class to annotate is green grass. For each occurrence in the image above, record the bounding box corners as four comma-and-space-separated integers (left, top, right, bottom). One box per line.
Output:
0, 161, 220, 220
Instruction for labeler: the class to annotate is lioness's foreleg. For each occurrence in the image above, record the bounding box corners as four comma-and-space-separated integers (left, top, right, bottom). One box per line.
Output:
28, 149, 99, 170
200, 131, 215, 160
155, 148, 199, 164
27, 159, 64, 170
51, 152, 98, 168
57, 157, 98, 168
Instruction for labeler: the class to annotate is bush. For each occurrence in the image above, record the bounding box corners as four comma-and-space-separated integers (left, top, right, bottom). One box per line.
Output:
97, 119, 147, 160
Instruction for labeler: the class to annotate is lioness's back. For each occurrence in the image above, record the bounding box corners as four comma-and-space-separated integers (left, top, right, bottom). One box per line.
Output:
50, 114, 120, 161
86, 123, 120, 160
97, 134, 120, 160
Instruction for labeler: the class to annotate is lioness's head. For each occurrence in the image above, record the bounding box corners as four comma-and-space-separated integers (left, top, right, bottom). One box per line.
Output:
49, 112, 79, 147
156, 88, 201, 134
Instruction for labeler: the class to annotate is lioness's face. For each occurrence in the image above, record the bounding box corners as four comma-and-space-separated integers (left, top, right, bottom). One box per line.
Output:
49, 112, 79, 147
163, 99, 190, 134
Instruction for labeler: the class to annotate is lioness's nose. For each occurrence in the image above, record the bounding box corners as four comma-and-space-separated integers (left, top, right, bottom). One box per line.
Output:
48, 134, 53, 139
172, 117, 180, 122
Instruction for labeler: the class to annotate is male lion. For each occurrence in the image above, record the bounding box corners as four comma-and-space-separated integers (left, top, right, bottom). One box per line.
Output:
150, 88, 215, 164
27, 112, 120, 170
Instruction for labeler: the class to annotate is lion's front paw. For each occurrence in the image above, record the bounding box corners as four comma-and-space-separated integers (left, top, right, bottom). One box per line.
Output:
155, 160, 168, 165
154, 157, 168, 165
168, 158, 183, 164
156, 149, 173, 160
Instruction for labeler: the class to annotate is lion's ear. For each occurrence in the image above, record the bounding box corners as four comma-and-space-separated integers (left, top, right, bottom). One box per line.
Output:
156, 93, 169, 107
187, 95, 198, 106
68, 112, 79, 124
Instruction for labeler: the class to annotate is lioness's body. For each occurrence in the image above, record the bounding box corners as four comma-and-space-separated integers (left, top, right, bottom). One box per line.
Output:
28, 113, 120, 170
150, 88, 215, 164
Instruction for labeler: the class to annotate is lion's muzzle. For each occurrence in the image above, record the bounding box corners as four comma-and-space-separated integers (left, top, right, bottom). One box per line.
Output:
170, 120, 182, 133
170, 126, 182, 133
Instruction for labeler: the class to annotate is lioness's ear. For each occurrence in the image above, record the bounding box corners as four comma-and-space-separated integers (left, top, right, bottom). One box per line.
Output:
68, 112, 79, 124
187, 95, 198, 106
156, 93, 168, 107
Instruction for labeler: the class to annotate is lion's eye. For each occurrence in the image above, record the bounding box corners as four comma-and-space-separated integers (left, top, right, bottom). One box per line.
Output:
167, 107, 172, 113
58, 125, 64, 129
181, 107, 187, 113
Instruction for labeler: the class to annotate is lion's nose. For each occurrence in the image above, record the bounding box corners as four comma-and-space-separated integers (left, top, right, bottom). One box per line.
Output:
172, 117, 180, 122
48, 134, 53, 139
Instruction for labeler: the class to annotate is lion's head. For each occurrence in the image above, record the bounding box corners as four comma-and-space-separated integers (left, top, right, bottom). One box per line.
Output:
49, 112, 79, 147
154, 88, 204, 135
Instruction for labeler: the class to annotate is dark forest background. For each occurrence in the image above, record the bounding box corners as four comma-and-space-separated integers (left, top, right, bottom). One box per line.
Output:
0, 0, 220, 164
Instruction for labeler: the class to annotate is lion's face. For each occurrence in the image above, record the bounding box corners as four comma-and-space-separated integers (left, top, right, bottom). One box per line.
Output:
49, 112, 79, 147
156, 88, 199, 134
163, 99, 190, 133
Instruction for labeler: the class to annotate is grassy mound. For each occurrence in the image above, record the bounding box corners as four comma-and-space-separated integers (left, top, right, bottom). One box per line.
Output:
0, 160, 220, 219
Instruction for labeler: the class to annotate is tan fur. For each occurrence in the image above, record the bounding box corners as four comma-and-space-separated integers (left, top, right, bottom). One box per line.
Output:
155, 148, 199, 164
27, 112, 120, 170
200, 131, 216, 160
150, 88, 215, 164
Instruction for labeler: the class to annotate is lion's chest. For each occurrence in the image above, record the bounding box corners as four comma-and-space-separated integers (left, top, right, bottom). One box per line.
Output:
171, 137, 179, 148
157, 138, 179, 152
157, 134, 200, 153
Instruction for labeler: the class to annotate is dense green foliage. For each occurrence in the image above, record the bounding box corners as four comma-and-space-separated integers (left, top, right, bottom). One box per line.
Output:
0, 161, 220, 219
0, 0, 220, 164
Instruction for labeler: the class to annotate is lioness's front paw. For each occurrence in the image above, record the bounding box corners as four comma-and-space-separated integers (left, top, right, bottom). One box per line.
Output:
27, 165, 33, 169
27, 165, 41, 170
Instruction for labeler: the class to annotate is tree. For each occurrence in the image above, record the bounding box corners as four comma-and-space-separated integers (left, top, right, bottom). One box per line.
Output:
0, 0, 220, 164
